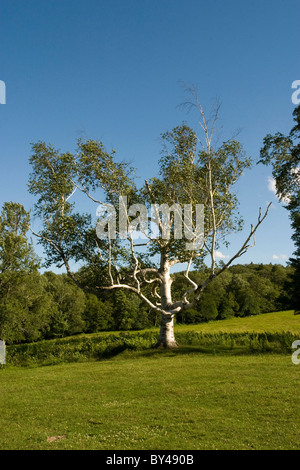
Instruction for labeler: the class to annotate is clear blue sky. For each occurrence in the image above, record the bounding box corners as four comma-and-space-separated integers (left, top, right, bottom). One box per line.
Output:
1, 0, 299, 269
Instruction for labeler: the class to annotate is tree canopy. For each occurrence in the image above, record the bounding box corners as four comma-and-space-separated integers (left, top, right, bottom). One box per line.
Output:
0, 202, 40, 273
259, 104, 300, 313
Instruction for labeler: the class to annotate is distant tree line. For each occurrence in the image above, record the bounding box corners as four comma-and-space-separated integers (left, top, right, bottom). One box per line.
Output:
173, 263, 293, 323
0, 262, 294, 345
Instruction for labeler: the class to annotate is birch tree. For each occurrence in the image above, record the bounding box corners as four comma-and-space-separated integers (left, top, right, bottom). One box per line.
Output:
28, 94, 270, 347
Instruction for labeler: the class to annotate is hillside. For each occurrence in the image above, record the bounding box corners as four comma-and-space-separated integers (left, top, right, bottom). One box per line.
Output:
175, 310, 300, 334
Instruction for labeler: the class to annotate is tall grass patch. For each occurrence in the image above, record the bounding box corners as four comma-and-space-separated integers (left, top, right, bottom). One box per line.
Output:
6, 330, 300, 367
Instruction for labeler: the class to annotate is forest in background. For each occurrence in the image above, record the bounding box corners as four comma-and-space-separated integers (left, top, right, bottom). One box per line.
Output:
0, 262, 294, 345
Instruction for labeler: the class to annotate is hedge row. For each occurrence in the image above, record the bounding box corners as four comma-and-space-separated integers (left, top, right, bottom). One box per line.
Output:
5, 330, 299, 367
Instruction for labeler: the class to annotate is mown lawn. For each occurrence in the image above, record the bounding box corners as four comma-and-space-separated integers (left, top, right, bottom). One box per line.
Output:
1, 350, 300, 450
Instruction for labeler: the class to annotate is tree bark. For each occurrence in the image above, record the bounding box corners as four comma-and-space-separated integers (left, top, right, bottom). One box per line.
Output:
156, 252, 178, 348
156, 313, 178, 348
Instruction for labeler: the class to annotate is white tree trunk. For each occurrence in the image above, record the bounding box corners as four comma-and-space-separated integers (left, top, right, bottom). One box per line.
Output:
156, 313, 178, 348
156, 253, 178, 348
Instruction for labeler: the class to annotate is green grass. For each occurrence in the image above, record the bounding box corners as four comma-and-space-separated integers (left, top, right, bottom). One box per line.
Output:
1, 351, 300, 450
1, 310, 300, 449
175, 310, 300, 334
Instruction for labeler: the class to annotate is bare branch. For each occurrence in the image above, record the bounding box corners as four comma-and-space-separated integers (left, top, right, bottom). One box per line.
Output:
72, 179, 103, 205
29, 226, 82, 288
184, 258, 198, 289
65, 186, 77, 202
140, 267, 161, 285
107, 240, 114, 286
98, 283, 169, 314
195, 202, 272, 299
129, 233, 141, 292
29, 226, 61, 254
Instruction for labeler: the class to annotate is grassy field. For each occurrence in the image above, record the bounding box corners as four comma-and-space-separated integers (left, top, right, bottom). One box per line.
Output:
1, 352, 300, 450
1, 310, 300, 450
175, 310, 300, 334
77, 310, 300, 336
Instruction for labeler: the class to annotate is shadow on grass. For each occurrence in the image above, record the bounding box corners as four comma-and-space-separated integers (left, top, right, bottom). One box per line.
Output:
98, 344, 128, 359
6, 340, 289, 368
106, 344, 273, 361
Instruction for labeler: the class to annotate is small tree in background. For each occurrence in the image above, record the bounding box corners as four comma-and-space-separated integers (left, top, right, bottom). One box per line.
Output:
0, 272, 52, 344
0, 202, 40, 273
0, 202, 48, 344
43, 272, 86, 338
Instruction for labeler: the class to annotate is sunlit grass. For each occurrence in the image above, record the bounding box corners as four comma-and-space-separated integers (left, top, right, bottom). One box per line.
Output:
1, 310, 299, 450
1, 352, 299, 450
75, 310, 300, 337
175, 310, 299, 334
